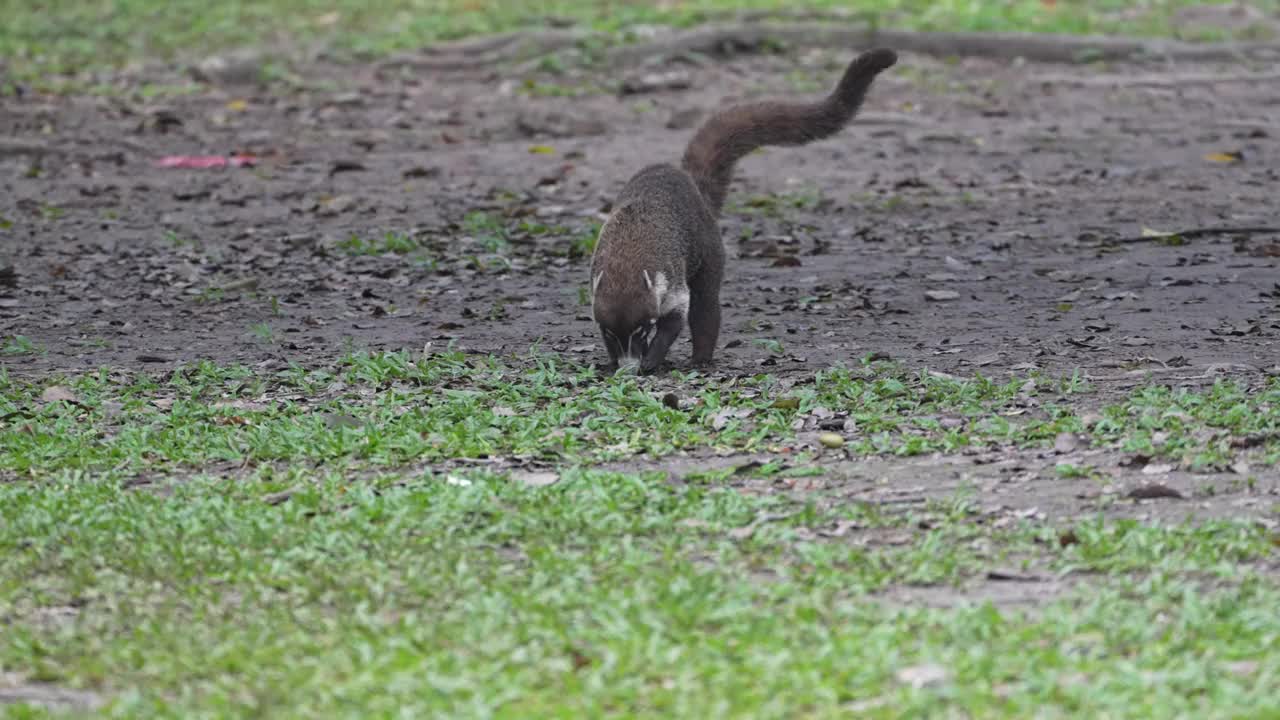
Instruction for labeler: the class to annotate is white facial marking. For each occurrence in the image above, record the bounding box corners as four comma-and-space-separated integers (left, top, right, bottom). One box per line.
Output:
650, 271, 668, 295
642, 269, 652, 289
645, 270, 672, 313
659, 285, 689, 318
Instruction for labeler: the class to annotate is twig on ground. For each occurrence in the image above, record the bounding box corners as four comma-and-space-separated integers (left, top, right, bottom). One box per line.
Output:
1033, 70, 1280, 88
0, 140, 66, 157
1102, 227, 1280, 245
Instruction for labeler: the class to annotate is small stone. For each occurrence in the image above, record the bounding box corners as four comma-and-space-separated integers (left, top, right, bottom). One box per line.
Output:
190, 50, 266, 86
1053, 432, 1082, 454
40, 385, 78, 404
666, 108, 703, 130
619, 70, 692, 95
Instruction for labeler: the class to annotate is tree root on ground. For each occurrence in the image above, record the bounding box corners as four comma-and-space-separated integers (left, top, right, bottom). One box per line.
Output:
376, 20, 1280, 75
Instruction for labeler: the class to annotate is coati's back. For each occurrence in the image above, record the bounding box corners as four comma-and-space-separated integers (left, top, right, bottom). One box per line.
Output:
591, 47, 899, 373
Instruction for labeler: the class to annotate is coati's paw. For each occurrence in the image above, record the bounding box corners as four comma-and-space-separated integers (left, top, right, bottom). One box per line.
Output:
639, 359, 670, 375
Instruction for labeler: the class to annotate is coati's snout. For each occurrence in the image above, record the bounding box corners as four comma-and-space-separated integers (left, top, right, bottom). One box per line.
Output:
591, 268, 687, 374
599, 319, 656, 371
592, 278, 659, 372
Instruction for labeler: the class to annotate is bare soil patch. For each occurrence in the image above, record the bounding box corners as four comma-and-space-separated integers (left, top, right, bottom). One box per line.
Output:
3, 43, 1276, 381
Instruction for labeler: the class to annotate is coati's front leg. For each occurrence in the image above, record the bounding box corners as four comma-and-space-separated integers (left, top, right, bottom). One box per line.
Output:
688, 263, 722, 366
687, 294, 720, 366
640, 311, 685, 374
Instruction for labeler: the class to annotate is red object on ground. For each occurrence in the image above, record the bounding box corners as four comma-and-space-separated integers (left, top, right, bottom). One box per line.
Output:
156, 154, 257, 169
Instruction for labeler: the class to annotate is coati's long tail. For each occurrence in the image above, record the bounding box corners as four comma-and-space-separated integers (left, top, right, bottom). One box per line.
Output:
680, 48, 898, 215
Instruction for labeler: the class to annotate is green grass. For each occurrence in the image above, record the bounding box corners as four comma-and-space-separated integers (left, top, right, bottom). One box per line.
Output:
2, 336, 43, 357
1, 352, 1277, 481
3, 0, 1277, 84
2, 353, 1277, 715
2, 470, 1277, 717
336, 231, 420, 256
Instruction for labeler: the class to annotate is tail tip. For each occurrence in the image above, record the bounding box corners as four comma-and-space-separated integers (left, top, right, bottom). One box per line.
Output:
857, 48, 899, 73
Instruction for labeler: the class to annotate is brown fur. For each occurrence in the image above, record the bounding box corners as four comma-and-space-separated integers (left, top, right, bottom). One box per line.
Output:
591, 48, 898, 373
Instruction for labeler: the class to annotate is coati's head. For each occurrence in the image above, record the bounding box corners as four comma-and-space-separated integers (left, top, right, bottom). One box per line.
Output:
591, 269, 665, 370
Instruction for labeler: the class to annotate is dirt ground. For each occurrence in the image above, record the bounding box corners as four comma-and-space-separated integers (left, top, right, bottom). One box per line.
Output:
2, 41, 1278, 532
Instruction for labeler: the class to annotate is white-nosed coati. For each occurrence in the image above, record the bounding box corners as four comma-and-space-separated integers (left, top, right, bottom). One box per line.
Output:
589, 47, 898, 373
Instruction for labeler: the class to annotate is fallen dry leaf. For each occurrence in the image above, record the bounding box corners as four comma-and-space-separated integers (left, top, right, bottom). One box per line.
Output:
212, 399, 270, 412
1204, 150, 1243, 164
895, 663, 949, 689
1127, 483, 1185, 500
511, 471, 559, 488
711, 407, 752, 430
39, 385, 78, 404
322, 413, 362, 429
262, 487, 299, 506
727, 511, 794, 540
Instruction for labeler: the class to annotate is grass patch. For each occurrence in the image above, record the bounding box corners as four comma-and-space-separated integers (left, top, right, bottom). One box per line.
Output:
1, 473, 1276, 716
3, 0, 1278, 84
2, 336, 43, 357
2, 354, 1276, 715
337, 230, 420, 256
1, 351, 1275, 480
